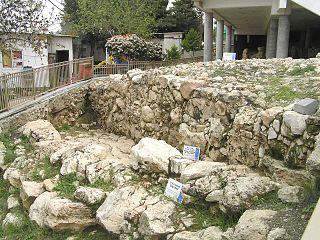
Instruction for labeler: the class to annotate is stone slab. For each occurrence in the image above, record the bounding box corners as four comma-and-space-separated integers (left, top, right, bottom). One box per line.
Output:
293, 98, 319, 115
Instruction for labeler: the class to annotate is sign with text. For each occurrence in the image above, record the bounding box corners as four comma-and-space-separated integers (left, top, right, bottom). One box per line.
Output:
164, 178, 183, 204
223, 53, 236, 61
183, 145, 200, 161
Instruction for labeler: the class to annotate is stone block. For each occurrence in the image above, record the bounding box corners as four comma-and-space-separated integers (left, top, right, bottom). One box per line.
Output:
293, 98, 319, 115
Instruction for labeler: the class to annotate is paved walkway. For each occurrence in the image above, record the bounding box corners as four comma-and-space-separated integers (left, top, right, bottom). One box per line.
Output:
0, 79, 94, 121
301, 198, 320, 240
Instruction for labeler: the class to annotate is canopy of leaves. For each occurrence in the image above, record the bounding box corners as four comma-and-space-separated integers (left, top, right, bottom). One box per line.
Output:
181, 28, 203, 55
106, 34, 163, 61
164, 0, 202, 33
0, 0, 50, 52
65, 0, 155, 40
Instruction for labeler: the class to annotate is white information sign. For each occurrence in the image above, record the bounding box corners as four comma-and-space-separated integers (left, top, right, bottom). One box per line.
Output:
183, 145, 200, 161
223, 53, 237, 61
164, 178, 183, 203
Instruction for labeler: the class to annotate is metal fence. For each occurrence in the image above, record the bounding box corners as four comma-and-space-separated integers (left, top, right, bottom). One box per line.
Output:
93, 57, 203, 77
0, 57, 93, 112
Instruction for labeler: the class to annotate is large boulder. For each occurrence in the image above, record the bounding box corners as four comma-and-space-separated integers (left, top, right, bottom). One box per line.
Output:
172, 226, 223, 240
232, 210, 277, 240
138, 201, 176, 237
131, 138, 182, 174
19, 120, 61, 141
220, 174, 278, 213
180, 161, 226, 183
74, 186, 107, 205
2, 213, 24, 231
29, 192, 95, 231
96, 186, 150, 235
282, 111, 308, 136
3, 168, 24, 188
20, 181, 45, 209
52, 143, 108, 177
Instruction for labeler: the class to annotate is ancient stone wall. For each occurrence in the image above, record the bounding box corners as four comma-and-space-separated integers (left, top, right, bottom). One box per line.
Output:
89, 63, 320, 183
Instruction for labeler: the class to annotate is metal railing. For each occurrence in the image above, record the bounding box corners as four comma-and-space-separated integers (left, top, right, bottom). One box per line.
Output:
0, 57, 93, 112
93, 57, 203, 77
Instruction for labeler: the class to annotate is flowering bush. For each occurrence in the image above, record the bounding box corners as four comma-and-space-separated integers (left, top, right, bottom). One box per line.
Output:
106, 34, 163, 61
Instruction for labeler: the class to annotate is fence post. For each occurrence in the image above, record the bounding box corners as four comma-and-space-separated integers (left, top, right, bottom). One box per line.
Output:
32, 68, 36, 99
91, 57, 94, 77
4, 77, 9, 110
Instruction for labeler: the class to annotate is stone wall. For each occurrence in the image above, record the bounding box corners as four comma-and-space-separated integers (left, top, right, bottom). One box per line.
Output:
88, 61, 320, 184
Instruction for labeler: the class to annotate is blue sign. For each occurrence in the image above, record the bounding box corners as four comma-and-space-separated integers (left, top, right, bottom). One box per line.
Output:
183, 145, 200, 161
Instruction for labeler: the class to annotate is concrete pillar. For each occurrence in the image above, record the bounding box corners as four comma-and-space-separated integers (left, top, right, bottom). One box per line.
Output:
216, 20, 224, 60
266, 18, 278, 59
225, 25, 232, 52
276, 15, 290, 58
204, 12, 213, 62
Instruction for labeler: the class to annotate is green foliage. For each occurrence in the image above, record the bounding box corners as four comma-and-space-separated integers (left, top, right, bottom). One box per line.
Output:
0, 133, 16, 165
88, 179, 114, 192
163, 0, 202, 33
148, 0, 169, 33
54, 174, 78, 199
253, 191, 295, 210
30, 156, 60, 181
20, 135, 34, 154
166, 45, 181, 60
289, 65, 316, 76
181, 28, 203, 56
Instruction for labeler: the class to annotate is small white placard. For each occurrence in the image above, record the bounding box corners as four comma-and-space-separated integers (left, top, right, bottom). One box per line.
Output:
223, 53, 236, 61
164, 178, 183, 203
183, 145, 200, 161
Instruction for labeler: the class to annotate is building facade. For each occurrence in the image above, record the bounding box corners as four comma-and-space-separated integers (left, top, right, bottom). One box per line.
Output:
194, 0, 320, 61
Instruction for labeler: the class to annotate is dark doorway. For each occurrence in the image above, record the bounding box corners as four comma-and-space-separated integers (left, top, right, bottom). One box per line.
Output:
56, 50, 69, 63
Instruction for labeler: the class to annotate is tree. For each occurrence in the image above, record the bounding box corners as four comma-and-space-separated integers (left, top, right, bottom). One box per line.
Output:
165, 45, 181, 60
0, 0, 50, 52
164, 0, 202, 33
181, 28, 203, 57
147, 0, 169, 33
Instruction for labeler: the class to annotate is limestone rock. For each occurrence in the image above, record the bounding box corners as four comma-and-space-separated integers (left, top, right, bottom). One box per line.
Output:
74, 186, 107, 205
3, 168, 23, 188
306, 134, 320, 175
220, 175, 278, 213
20, 181, 45, 209
232, 210, 277, 240
261, 107, 283, 127
205, 190, 224, 203
172, 226, 223, 240
19, 120, 61, 141
56, 143, 108, 177
169, 156, 193, 176
96, 186, 150, 235
29, 192, 95, 231
293, 98, 318, 115
131, 138, 182, 174
277, 185, 304, 203
141, 106, 155, 123
282, 111, 308, 136
180, 81, 205, 100
179, 123, 207, 151
0, 141, 6, 170
138, 201, 176, 237
7, 195, 20, 210
180, 161, 226, 183
267, 228, 289, 240
2, 213, 24, 231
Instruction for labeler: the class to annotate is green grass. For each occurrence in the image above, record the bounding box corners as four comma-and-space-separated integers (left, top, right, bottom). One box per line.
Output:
0, 133, 16, 165
54, 174, 78, 199
253, 191, 295, 210
30, 156, 61, 181
177, 200, 238, 231
20, 135, 34, 154
289, 65, 316, 76
87, 179, 114, 192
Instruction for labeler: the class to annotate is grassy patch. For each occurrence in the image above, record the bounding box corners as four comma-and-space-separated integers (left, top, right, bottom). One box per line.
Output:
0, 133, 16, 165
289, 65, 316, 76
54, 174, 78, 199
30, 156, 61, 181
253, 191, 295, 210
87, 179, 114, 192
20, 135, 34, 154
177, 200, 238, 231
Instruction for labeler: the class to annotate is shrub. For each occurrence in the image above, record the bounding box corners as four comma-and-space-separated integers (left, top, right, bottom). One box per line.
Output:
165, 45, 181, 60
181, 28, 203, 57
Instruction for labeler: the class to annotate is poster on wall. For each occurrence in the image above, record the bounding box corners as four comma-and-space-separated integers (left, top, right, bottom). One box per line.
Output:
12, 50, 23, 68
2, 50, 12, 68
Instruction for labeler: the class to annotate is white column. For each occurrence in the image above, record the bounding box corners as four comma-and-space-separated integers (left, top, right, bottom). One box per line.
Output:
204, 12, 213, 62
266, 18, 278, 59
216, 20, 224, 60
276, 15, 290, 58
225, 25, 232, 52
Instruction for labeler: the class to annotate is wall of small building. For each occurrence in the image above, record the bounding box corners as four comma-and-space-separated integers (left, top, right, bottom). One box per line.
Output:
48, 36, 74, 63
0, 43, 48, 74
